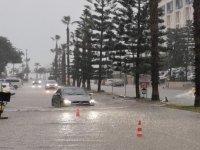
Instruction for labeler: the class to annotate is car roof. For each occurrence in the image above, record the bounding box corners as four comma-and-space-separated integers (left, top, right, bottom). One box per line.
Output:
60, 86, 85, 90
47, 80, 56, 82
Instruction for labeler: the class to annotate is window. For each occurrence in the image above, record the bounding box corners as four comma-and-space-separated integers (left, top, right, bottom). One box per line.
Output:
176, 0, 183, 9
160, 5, 165, 16
167, 15, 171, 27
185, 0, 193, 5
167, 1, 173, 13
176, 11, 181, 24
176, 24, 180, 28
185, 7, 190, 21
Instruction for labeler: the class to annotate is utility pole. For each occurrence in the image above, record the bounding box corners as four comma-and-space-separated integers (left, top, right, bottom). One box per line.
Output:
25, 49, 30, 81
66, 25, 70, 86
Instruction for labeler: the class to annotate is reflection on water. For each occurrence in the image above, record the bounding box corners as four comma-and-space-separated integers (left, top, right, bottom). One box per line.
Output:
87, 111, 99, 120
61, 112, 73, 122
60, 111, 99, 121
58, 111, 101, 141
59, 112, 74, 134
31, 85, 42, 88
45, 90, 56, 94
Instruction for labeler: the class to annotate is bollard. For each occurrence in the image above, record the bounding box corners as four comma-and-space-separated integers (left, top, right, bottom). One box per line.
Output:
76, 108, 80, 117
137, 120, 143, 138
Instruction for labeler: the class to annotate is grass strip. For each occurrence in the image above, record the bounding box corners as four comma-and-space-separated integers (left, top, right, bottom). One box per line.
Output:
163, 104, 200, 113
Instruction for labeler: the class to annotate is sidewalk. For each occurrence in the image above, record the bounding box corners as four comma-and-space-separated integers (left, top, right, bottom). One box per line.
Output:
91, 83, 195, 106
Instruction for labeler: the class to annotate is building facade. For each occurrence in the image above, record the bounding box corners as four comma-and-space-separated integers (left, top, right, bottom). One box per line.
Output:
159, 0, 193, 28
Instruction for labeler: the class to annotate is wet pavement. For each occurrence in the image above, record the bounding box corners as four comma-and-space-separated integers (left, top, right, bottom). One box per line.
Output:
0, 83, 200, 150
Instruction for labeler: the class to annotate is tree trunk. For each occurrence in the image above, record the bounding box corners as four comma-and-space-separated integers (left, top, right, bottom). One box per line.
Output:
77, 78, 81, 87
67, 26, 70, 86
54, 50, 58, 81
87, 79, 91, 90
62, 51, 66, 85
135, 0, 141, 99
97, 4, 104, 92
82, 45, 87, 88
193, 0, 200, 107
72, 76, 76, 86
82, 79, 86, 88
12, 63, 15, 75
150, 0, 160, 101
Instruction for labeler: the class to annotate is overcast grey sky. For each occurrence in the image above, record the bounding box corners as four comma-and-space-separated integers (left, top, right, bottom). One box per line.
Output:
0, 0, 87, 70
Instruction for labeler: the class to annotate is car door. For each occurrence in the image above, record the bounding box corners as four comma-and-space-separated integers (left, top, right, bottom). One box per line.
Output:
52, 89, 62, 107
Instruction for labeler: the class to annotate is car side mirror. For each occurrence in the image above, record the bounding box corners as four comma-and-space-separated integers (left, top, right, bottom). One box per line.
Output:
55, 93, 61, 96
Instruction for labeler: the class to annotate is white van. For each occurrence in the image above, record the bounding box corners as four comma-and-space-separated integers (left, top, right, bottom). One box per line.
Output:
5, 78, 22, 89
0, 82, 15, 95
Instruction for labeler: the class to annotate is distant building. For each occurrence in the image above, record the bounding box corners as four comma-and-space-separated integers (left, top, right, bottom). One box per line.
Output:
159, 0, 193, 28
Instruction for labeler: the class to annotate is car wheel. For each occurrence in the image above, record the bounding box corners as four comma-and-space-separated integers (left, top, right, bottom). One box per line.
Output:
13, 85, 18, 89
51, 99, 54, 106
54, 100, 61, 108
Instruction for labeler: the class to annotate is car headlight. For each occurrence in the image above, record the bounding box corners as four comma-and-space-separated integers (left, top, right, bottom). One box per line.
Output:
38, 80, 42, 83
64, 99, 71, 105
90, 99, 95, 104
46, 84, 50, 86
55, 84, 58, 86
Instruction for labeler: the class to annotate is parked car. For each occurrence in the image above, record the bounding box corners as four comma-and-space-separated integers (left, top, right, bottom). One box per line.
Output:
187, 73, 195, 81
51, 87, 95, 107
105, 79, 114, 86
105, 79, 124, 87
45, 80, 58, 90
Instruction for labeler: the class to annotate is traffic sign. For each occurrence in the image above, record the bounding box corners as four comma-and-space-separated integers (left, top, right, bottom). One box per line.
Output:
140, 82, 148, 89
141, 88, 147, 95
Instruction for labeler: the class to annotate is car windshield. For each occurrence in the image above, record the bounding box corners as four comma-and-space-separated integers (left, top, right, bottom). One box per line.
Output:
62, 88, 86, 95
47, 80, 57, 84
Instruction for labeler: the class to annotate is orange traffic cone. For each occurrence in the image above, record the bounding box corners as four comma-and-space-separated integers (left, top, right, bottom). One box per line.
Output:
76, 108, 80, 117
137, 120, 143, 138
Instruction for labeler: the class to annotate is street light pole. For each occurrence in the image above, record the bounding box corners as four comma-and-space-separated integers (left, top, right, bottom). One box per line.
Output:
62, 16, 71, 86
110, 53, 115, 99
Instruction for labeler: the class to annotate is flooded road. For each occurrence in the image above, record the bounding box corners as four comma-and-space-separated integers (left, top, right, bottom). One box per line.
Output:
1, 83, 200, 150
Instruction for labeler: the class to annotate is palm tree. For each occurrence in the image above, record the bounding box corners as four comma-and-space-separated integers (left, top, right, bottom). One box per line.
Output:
149, 0, 160, 101
62, 16, 71, 86
51, 35, 60, 81
34, 62, 40, 79
193, 0, 200, 107
61, 43, 67, 85
25, 49, 30, 81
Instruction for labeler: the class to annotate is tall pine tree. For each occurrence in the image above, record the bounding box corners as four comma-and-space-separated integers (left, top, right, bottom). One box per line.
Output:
149, 0, 160, 101
86, 0, 116, 92
193, 0, 200, 107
